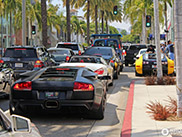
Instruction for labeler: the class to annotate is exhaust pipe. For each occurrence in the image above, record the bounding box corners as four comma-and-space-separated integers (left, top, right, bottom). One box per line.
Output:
45, 100, 59, 109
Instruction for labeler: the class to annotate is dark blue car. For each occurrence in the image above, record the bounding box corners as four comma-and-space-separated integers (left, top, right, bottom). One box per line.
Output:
92, 38, 123, 71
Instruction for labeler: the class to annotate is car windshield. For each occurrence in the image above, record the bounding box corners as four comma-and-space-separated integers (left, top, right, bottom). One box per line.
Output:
57, 44, 78, 50
4, 48, 37, 58
140, 50, 147, 55
84, 48, 112, 56
48, 50, 69, 55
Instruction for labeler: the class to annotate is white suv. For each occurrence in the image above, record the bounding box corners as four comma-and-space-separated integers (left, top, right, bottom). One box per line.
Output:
55, 42, 84, 55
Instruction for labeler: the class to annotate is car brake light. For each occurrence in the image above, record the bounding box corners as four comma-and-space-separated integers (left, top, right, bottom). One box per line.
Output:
56, 68, 70, 70
78, 50, 81, 55
34, 60, 44, 68
119, 44, 121, 49
0, 60, 4, 64
66, 56, 70, 62
94, 68, 104, 75
110, 60, 114, 63
91, 44, 94, 47
73, 82, 94, 91
14, 48, 26, 50
13, 81, 32, 91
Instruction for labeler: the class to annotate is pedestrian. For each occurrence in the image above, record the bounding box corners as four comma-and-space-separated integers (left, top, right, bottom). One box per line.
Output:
166, 40, 175, 60
160, 42, 166, 54
146, 45, 155, 53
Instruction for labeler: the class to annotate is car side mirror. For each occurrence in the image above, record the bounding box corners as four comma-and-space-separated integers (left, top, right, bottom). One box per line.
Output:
11, 115, 31, 133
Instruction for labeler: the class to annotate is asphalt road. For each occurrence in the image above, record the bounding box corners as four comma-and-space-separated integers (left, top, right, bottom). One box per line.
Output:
0, 66, 143, 137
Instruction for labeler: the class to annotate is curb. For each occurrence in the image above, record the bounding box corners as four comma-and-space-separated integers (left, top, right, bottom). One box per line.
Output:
121, 80, 135, 137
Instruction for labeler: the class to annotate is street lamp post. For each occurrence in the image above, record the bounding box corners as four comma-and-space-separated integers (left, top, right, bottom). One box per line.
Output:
22, 0, 26, 45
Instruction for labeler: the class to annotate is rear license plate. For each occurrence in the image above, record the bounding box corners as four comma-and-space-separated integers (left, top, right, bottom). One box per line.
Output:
152, 65, 157, 68
15, 63, 23, 67
45, 92, 59, 99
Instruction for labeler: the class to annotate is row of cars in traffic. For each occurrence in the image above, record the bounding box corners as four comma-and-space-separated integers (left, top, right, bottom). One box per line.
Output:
0, 37, 125, 136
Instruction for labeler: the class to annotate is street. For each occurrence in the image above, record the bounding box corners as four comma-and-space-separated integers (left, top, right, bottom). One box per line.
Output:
0, 66, 143, 137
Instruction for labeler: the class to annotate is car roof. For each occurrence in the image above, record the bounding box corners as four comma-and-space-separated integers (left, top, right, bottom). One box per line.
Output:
7, 45, 45, 49
71, 55, 103, 58
94, 38, 118, 41
88, 46, 113, 49
48, 48, 72, 51
56, 42, 80, 45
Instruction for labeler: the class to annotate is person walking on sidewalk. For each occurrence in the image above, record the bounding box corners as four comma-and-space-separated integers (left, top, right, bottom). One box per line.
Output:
166, 40, 175, 60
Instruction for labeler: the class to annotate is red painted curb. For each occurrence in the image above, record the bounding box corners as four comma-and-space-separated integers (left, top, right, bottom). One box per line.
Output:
121, 80, 135, 137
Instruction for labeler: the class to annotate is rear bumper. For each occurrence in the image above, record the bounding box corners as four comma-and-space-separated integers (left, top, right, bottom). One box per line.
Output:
11, 99, 95, 110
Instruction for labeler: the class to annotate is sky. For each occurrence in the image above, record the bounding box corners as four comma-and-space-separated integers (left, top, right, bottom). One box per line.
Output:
51, 0, 131, 33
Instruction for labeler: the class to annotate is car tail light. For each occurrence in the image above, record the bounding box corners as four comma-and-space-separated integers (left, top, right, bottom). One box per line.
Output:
119, 44, 121, 49
66, 56, 70, 62
143, 61, 149, 64
78, 50, 81, 55
0, 60, 4, 64
73, 82, 94, 91
91, 44, 94, 47
34, 60, 44, 68
13, 81, 32, 91
162, 62, 167, 65
94, 68, 104, 75
110, 60, 114, 63
122, 50, 126, 56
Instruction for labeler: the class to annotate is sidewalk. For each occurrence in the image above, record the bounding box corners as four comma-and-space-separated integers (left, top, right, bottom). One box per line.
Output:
122, 80, 182, 137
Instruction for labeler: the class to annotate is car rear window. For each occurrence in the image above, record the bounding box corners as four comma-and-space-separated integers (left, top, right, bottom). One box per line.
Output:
143, 53, 166, 60
84, 48, 112, 56
40, 68, 78, 78
48, 50, 69, 55
70, 57, 98, 63
130, 45, 147, 50
107, 40, 118, 47
4, 48, 37, 58
57, 44, 78, 50
94, 40, 105, 46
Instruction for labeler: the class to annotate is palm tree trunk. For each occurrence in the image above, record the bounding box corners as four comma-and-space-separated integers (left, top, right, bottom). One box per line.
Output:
66, 0, 71, 42
41, 0, 48, 48
95, 5, 98, 34
101, 11, 104, 34
106, 19, 108, 34
87, 0, 90, 45
10, 11, 12, 46
174, 0, 182, 118
77, 30, 78, 43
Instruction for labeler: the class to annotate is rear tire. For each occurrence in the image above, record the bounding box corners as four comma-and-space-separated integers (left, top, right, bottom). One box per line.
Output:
125, 62, 128, 66
113, 71, 118, 79
89, 95, 106, 120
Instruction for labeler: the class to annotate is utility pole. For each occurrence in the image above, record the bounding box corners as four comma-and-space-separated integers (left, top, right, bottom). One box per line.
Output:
174, 0, 182, 118
66, 0, 71, 42
22, 0, 26, 45
154, 0, 163, 79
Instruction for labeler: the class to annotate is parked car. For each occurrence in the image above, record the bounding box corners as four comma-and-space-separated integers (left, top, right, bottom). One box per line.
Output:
48, 48, 74, 65
84, 46, 122, 79
55, 42, 84, 55
135, 48, 156, 60
125, 44, 147, 66
135, 53, 174, 76
0, 46, 55, 79
0, 108, 41, 137
92, 38, 124, 70
61, 55, 114, 87
10, 66, 107, 120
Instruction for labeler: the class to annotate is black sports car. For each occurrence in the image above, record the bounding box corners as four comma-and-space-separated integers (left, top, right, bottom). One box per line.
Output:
10, 66, 106, 119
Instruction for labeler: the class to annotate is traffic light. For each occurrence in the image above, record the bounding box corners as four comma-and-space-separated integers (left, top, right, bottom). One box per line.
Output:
113, 6, 118, 15
146, 15, 151, 27
32, 25, 36, 35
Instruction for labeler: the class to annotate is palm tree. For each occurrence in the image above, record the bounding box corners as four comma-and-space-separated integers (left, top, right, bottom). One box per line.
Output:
71, 16, 86, 42
41, 0, 48, 48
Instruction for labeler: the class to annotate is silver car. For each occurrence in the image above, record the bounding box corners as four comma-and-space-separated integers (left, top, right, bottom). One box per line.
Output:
0, 109, 41, 137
